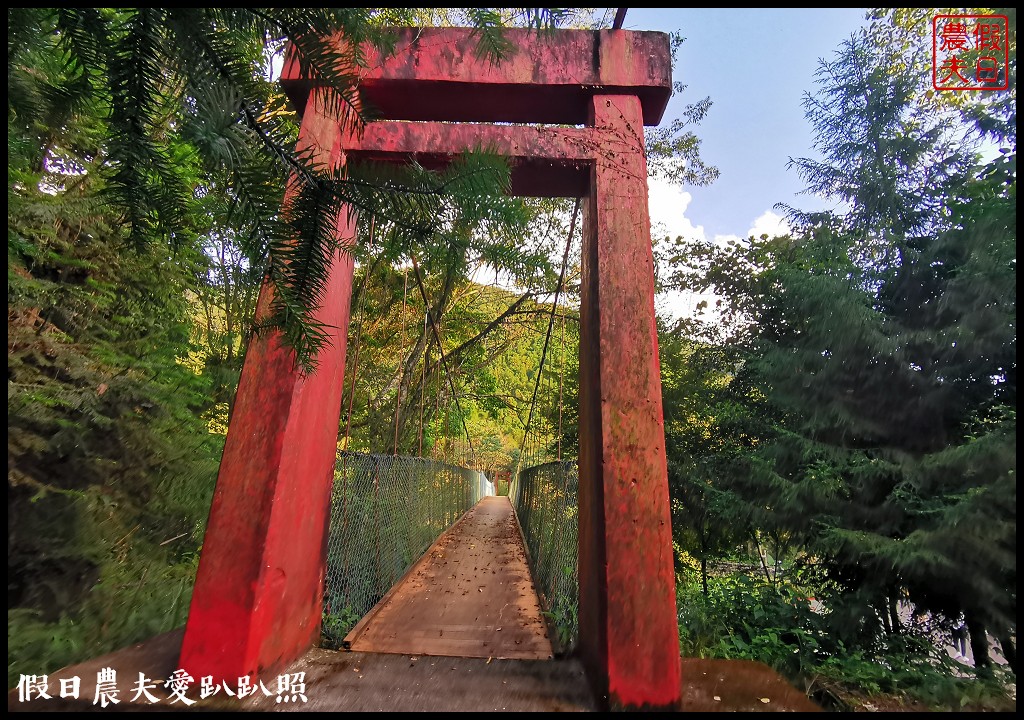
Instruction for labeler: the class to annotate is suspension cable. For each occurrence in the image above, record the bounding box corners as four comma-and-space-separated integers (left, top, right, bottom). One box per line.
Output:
518, 199, 580, 473
557, 313, 566, 462
409, 254, 477, 467
343, 216, 374, 453
393, 269, 409, 456
418, 315, 428, 457
341, 214, 375, 605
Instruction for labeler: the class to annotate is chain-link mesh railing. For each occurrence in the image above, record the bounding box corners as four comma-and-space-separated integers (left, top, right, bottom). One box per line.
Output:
511, 459, 579, 652
321, 451, 491, 648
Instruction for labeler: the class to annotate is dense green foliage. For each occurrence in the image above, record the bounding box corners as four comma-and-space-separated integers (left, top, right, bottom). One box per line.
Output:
8, 30, 221, 681
661, 8, 1016, 706
337, 258, 572, 475
6, 6, 585, 686
8, 4, 1013, 711
8, 7, 574, 368
676, 568, 1015, 710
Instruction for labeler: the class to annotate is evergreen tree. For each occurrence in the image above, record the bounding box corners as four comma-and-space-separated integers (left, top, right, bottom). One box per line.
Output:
6, 6, 572, 682
659, 328, 749, 595
669, 27, 1015, 669
8, 7, 570, 368
8, 38, 222, 679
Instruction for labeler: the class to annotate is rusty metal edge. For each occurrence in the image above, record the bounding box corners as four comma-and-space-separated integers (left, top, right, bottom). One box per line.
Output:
341, 503, 479, 651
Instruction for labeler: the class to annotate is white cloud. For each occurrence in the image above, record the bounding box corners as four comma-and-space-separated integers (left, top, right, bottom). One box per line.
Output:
477, 182, 794, 326
647, 178, 712, 322
711, 232, 742, 248
747, 209, 791, 239
647, 177, 706, 244
648, 183, 789, 324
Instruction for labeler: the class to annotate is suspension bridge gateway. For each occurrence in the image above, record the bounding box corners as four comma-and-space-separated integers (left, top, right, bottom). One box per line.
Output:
179, 27, 679, 711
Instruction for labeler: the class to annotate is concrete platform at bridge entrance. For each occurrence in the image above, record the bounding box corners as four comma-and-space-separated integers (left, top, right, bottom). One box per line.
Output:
7, 631, 819, 712
9, 496, 819, 712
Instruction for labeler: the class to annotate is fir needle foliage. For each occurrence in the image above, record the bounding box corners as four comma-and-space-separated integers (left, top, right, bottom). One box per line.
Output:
6, 6, 585, 684
661, 10, 1015, 701
9, 7, 572, 370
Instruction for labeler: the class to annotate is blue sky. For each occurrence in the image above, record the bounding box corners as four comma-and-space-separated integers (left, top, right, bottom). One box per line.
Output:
618, 8, 872, 244
601, 8, 873, 319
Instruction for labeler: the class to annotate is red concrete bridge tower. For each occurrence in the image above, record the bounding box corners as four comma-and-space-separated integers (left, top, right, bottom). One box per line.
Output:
179, 27, 681, 711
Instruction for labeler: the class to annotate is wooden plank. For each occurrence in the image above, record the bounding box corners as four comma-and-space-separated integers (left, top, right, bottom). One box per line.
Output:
342, 507, 476, 650
347, 496, 553, 660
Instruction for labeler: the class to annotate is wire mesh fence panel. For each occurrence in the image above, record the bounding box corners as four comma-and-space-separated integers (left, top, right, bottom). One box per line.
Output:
322, 452, 489, 648
512, 459, 579, 653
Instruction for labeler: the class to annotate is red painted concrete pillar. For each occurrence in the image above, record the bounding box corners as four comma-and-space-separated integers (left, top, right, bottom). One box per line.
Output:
179, 92, 354, 683
577, 94, 681, 710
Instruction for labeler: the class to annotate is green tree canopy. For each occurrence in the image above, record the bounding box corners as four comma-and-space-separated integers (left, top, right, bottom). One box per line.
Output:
665, 21, 1015, 670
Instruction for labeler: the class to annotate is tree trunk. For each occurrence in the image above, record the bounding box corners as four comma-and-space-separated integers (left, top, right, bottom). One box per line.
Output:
996, 634, 1016, 675
753, 533, 773, 584
888, 595, 901, 634
966, 616, 992, 676
701, 556, 708, 597
880, 602, 891, 635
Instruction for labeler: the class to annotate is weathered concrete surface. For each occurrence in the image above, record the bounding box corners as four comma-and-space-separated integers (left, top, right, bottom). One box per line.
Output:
8, 633, 819, 712
274, 649, 593, 712
281, 28, 672, 126
346, 496, 553, 660
9, 630, 188, 712
577, 93, 680, 710
178, 90, 356, 684
345, 121, 599, 197
6, 629, 593, 712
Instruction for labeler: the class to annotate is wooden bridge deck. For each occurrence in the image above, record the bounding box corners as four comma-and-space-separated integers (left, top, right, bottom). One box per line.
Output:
345, 495, 554, 660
